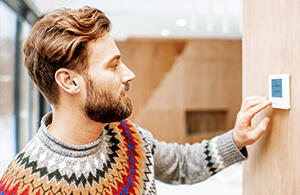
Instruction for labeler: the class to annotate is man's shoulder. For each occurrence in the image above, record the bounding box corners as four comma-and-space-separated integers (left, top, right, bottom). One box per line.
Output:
0, 137, 40, 193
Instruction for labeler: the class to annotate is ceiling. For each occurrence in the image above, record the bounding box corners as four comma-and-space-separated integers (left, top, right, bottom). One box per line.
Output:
30, 0, 243, 41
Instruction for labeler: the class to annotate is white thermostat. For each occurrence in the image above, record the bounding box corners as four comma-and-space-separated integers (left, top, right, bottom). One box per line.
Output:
269, 74, 290, 109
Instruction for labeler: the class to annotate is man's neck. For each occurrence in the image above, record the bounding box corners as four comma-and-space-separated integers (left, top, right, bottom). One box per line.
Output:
47, 109, 105, 146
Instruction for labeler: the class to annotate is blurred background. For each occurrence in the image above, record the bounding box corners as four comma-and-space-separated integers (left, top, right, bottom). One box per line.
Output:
0, 0, 243, 194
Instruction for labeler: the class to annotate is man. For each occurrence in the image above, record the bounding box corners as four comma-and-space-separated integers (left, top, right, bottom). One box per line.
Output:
0, 7, 272, 195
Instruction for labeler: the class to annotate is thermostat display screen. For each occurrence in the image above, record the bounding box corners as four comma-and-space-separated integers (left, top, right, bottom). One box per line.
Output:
269, 74, 290, 109
272, 79, 282, 98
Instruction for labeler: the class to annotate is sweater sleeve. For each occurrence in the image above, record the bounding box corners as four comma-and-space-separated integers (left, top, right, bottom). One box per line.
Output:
148, 130, 247, 185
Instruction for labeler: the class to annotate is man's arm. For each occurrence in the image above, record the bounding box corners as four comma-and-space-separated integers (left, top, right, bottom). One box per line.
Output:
150, 96, 271, 184
152, 130, 246, 184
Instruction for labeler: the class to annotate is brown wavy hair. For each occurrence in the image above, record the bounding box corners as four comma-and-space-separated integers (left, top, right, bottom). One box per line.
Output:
23, 7, 111, 105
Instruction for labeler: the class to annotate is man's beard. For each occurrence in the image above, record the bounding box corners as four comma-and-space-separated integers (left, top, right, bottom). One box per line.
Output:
83, 76, 133, 123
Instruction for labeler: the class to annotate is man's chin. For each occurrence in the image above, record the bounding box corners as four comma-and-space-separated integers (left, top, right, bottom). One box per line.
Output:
84, 97, 133, 123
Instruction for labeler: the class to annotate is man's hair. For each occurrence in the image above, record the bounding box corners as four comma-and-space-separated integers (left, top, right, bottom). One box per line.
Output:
23, 7, 111, 105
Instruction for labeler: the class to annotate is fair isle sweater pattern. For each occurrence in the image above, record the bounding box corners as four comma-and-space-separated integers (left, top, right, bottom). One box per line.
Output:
0, 120, 155, 195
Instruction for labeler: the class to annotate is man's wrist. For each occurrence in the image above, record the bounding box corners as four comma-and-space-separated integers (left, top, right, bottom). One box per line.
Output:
232, 131, 244, 150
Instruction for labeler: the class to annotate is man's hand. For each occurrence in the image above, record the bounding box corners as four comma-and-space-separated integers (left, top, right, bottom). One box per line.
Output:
233, 96, 272, 150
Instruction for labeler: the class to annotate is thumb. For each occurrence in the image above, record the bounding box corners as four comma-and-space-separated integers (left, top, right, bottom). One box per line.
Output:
249, 117, 270, 143
259, 117, 270, 132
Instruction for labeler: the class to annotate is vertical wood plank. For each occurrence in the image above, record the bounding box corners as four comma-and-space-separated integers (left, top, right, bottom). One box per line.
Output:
243, 0, 300, 194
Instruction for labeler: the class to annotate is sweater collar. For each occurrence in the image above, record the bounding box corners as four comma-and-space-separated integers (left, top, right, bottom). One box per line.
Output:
38, 112, 106, 157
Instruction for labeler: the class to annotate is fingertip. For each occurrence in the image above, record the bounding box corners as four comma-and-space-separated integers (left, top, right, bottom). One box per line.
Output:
262, 117, 270, 131
264, 116, 270, 123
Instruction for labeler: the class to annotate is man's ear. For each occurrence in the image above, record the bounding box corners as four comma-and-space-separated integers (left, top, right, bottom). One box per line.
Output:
55, 68, 81, 94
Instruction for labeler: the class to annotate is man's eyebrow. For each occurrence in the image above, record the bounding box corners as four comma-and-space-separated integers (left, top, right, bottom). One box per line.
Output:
106, 55, 121, 65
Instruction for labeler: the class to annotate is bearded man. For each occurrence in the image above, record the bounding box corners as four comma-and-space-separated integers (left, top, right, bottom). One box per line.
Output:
0, 7, 271, 195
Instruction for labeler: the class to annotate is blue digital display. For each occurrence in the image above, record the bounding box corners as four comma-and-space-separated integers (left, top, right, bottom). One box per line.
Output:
272, 79, 282, 98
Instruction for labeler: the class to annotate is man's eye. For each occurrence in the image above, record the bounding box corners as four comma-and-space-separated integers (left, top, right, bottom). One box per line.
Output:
111, 64, 118, 69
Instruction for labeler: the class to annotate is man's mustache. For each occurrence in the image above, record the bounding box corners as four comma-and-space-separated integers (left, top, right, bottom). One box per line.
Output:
121, 83, 130, 95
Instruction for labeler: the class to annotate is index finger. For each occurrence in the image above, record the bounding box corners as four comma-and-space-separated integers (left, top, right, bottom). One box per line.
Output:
241, 96, 268, 113
243, 100, 272, 121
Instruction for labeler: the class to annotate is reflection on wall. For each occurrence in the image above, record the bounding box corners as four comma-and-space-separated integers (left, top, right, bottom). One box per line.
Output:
117, 38, 242, 144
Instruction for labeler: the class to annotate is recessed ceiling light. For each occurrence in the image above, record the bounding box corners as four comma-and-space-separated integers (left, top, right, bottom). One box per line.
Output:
176, 19, 187, 27
160, 29, 170, 37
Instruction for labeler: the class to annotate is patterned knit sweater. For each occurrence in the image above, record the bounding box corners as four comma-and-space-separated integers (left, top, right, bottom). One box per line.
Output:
0, 113, 247, 195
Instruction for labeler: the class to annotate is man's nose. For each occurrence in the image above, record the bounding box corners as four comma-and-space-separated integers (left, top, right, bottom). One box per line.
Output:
121, 63, 136, 84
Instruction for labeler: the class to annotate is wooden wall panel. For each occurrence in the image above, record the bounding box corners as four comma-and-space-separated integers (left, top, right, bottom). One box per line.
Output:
182, 40, 242, 130
243, 0, 300, 194
134, 58, 186, 143
137, 110, 186, 144
184, 58, 229, 110
183, 40, 242, 130
182, 40, 242, 61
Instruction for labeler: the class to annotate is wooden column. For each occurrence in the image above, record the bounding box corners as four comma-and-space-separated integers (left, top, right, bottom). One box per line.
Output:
243, 0, 300, 194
